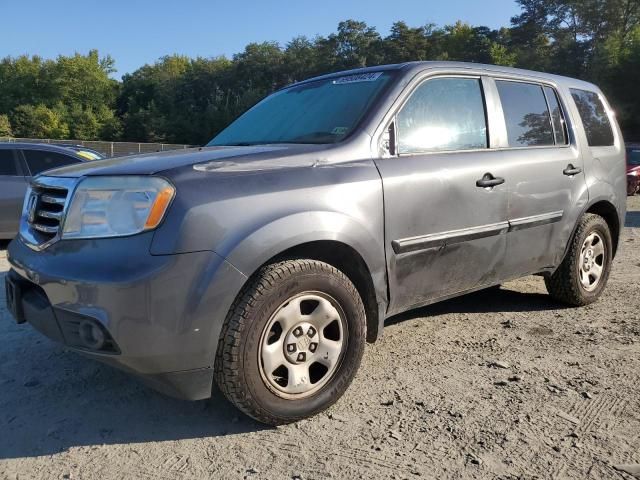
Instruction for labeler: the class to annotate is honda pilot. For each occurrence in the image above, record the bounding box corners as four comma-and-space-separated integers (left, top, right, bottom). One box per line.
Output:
5, 62, 626, 425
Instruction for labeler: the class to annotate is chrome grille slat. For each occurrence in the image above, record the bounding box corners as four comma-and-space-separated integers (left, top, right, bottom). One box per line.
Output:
37, 210, 62, 220
41, 195, 66, 205
32, 223, 59, 234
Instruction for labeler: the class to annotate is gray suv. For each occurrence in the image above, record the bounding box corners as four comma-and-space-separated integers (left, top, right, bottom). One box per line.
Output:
5, 62, 626, 425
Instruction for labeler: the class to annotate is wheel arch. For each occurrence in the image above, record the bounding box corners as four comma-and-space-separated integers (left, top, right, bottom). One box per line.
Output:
585, 199, 621, 257
221, 212, 388, 343
560, 197, 621, 265
265, 240, 383, 343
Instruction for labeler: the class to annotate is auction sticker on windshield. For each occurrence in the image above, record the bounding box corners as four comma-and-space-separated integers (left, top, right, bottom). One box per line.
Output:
333, 72, 383, 84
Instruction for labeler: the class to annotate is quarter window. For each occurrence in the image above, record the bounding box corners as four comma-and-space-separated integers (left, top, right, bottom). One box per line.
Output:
570, 89, 614, 147
23, 150, 79, 175
496, 80, 554, 147
396, 77, 488, 154
0, 149, 18, 176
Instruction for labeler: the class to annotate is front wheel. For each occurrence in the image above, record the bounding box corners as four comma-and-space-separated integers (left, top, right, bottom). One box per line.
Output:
214, 259, 366, 425
545, 213, 613, 306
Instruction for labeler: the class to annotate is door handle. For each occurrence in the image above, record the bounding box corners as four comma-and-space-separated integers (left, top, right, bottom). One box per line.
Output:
563, 164, 582, 176
476, 173, 505, 188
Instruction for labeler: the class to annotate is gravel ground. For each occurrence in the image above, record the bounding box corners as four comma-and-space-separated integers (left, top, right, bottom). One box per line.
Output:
1, 196, 639, 480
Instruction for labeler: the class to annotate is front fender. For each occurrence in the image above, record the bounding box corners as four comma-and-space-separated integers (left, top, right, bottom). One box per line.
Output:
223, 211, 388, 306
152, 158, 386, 303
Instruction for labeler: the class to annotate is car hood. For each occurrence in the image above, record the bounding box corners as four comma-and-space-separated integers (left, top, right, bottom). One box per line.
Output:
627, 164, 640, 174
44, 144, 338, 177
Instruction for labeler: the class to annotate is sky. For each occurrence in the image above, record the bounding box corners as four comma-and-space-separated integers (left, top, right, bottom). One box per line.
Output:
0, 0, 521, 78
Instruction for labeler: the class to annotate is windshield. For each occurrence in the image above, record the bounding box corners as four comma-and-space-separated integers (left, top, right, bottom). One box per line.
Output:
208, 71, 395, 146
628, 147, 640, 165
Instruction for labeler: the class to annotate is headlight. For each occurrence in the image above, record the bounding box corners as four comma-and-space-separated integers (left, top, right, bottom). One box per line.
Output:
62, 176, 175, 239
629, 170, 639, 176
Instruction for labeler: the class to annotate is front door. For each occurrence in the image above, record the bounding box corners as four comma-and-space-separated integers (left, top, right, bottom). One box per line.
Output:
374, 76, 509, 315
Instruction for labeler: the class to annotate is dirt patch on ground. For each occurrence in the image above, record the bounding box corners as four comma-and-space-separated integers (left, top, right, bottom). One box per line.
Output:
1, 196, 639, 480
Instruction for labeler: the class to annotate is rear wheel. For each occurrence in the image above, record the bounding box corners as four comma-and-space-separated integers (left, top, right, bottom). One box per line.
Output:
545, 213, 612, 306
214, 259, 366, 425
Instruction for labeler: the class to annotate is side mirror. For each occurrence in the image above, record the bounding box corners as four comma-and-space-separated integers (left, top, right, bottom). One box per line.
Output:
380, 122, 397, 158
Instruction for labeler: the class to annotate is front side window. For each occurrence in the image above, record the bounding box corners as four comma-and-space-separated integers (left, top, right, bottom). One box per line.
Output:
396, 77, 488, 154
570, 89, 614, 147
208, 71, 395, 146
23, 150, 79, 175
496, 80, 554, 147
0, 149, 18, 176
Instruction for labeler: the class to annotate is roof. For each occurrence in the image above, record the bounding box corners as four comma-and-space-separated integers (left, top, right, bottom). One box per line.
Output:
294, 61, 600, 91
0, 142, 86, 156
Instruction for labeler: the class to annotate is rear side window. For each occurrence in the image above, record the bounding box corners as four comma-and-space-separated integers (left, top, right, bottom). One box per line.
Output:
496, 80, 554, 147
23, 149, 79, 175
0, 149, 18, 176
396, 77, 488, 154
570, 89, 614, 147
543, 86, 568, 145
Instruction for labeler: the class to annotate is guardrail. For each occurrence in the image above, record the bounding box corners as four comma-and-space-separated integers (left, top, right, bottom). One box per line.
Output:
0, 137, 194, 158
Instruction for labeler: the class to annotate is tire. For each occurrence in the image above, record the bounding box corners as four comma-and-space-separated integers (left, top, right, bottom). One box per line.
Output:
214, 259, 366, 425
545, 213, 613, 306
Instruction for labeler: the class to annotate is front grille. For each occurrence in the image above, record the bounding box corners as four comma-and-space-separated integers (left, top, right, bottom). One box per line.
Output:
29, 184, 68, 242
21, 176, 76, 250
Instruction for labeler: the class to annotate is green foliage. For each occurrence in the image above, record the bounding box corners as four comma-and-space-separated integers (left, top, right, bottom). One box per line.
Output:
599, 24, 640, 136
0, 2, 638, 144
0, 114, 12, 137
0, 51, 118, 141
11, 104, 69, 139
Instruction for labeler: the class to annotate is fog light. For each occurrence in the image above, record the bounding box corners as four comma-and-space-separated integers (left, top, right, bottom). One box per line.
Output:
79, 320, 106, 350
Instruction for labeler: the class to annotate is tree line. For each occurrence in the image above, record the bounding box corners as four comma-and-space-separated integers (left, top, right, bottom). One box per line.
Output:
0, 0, 638, 145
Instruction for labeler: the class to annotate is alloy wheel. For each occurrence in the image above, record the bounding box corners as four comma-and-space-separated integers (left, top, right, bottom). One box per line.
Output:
258, 292, 347, 399
578, 231, 605, 292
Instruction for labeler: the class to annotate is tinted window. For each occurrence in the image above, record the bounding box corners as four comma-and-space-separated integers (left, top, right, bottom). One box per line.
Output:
628, 147, 640, 166
496, 80, 554, 147
396, 77, 487, 154
0, 149, 18, 176
543, 86, 568, 145
570, 89, 614, 147
23, 150, 79, 175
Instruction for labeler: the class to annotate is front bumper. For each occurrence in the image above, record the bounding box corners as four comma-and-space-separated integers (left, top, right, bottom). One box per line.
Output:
6, 233, 247, 400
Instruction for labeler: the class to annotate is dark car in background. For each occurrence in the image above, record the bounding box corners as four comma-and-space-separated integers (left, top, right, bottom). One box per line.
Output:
627, 143, 640, 195
0, 143, 102, 239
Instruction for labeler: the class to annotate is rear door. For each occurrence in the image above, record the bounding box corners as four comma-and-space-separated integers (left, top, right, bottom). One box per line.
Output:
374, 74, 510, 314
489, 78, 587, 277
0, 148, 28, 238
